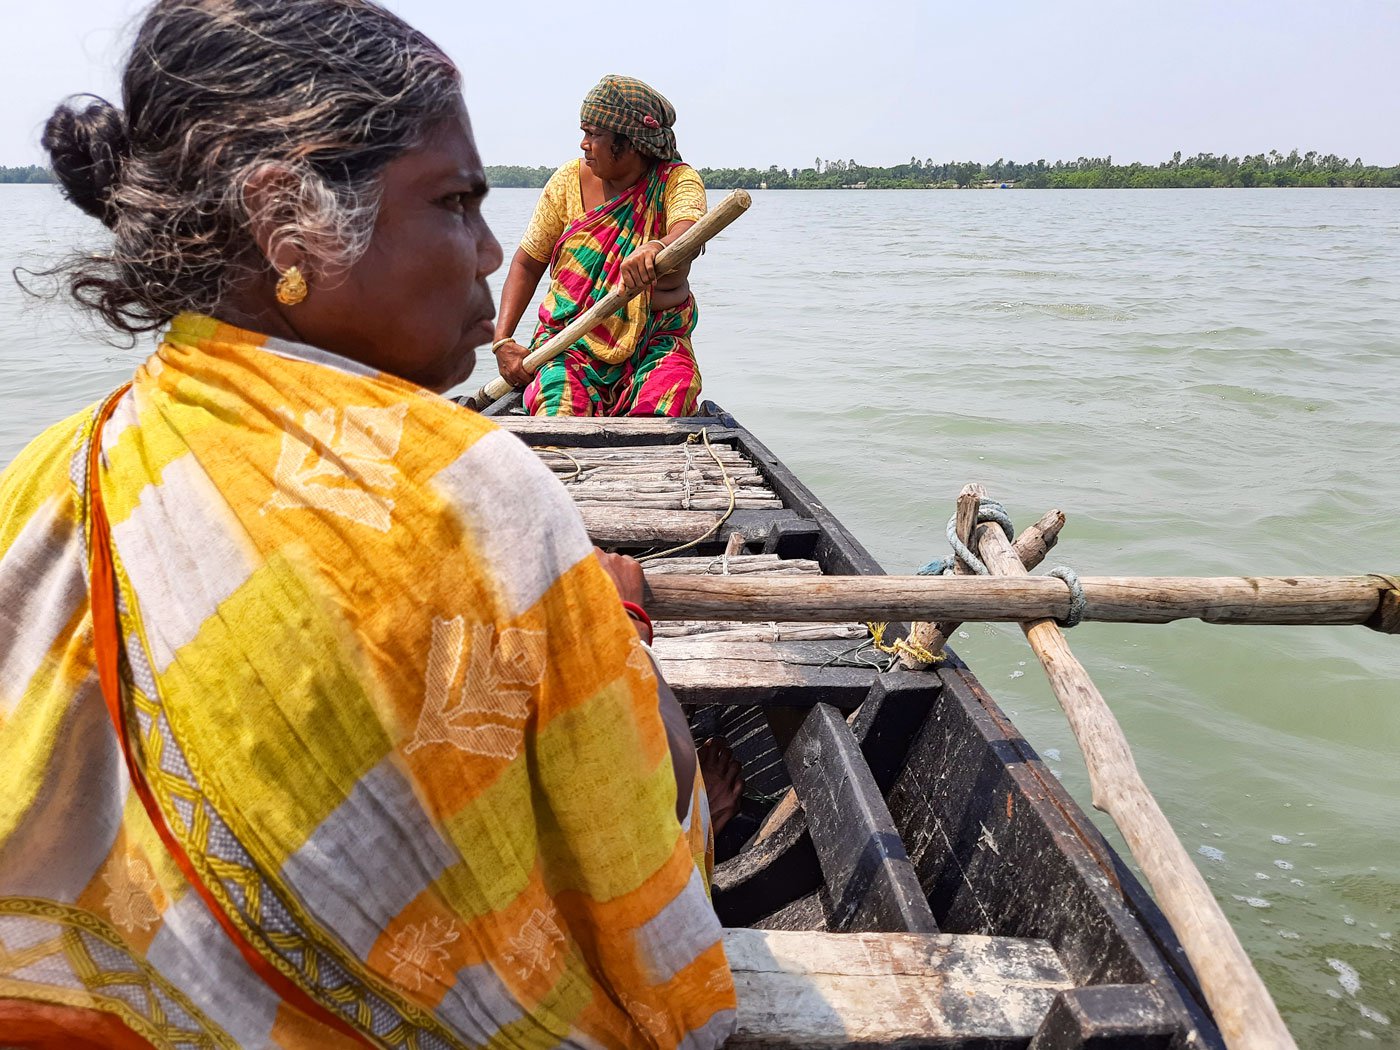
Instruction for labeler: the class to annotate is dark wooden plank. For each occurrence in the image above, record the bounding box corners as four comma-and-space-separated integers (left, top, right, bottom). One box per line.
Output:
749, 891, 827, 932
713, 808, 823, 929
714, 673, 942, 928
1029, 986, 1177, 1049
495, 415, 738, 447
760, 519, 822, 560
846, 673, 943, 794
777, 703, 938, 934
886, 664, 1223, 1048
475, 390, 522, 416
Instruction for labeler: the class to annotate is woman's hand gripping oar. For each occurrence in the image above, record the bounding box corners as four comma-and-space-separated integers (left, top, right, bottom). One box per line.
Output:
463, 189, 752, 411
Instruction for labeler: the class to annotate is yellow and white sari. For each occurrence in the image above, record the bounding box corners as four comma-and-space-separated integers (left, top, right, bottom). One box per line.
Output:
0, 314, 734, 1048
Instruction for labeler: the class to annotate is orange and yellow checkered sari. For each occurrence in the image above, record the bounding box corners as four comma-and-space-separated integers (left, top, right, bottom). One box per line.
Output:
0, 314, 734, 1048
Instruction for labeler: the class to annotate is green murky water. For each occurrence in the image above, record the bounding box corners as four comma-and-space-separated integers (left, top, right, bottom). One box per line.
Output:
4, 184, 1396, 1045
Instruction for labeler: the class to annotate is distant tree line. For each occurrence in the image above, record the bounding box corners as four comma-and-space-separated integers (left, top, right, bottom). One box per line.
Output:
0, 165, 55, 184
10, 155, 1396, 190
482, 164, 555, 188
485, 152, 1399, 190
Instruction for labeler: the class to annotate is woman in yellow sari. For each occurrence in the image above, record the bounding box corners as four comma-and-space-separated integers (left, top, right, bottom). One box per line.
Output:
0, 2, 734, 1047
491, 77, 708, 417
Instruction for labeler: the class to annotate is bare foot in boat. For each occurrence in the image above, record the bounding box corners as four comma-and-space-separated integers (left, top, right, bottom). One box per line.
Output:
698, 737, 744, 834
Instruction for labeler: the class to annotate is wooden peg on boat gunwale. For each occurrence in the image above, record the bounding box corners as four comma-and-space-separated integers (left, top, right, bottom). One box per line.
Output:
1366, 574, 1400, 633
900, 505, 1066, 670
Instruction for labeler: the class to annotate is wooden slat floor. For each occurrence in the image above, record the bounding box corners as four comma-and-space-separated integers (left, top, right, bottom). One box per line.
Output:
522, 431, 879, 807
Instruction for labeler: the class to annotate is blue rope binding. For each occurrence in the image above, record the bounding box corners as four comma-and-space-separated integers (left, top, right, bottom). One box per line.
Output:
919, 497, 1087, 628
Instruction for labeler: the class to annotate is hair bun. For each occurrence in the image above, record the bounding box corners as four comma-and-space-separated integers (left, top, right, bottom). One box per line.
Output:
42, 96, 131, 228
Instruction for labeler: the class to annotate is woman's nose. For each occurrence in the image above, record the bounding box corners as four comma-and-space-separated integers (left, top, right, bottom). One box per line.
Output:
478, 222, 504, 277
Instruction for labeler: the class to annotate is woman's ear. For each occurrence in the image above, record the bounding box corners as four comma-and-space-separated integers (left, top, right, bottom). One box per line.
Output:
241, 164, 308, 277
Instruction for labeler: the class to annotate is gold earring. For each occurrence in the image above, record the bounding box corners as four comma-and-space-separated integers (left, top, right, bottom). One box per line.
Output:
275, 266, 308, 306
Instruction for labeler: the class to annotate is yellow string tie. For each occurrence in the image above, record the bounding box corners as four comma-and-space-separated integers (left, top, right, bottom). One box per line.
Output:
866, 621, 944, 666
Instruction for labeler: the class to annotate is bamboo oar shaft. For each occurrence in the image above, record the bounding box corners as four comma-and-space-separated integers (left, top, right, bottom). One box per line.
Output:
970, 521, 1296, 1049
643, 573, 1397, 629
465, 190, 752, 409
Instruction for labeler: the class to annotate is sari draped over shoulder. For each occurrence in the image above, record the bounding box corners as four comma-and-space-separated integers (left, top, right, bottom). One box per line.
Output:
0, 314, 735, 1048
524, 164, 702, 418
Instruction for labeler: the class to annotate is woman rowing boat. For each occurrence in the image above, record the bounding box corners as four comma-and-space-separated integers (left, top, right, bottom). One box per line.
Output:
0, 2, 735, 1046
492, 77, 709, 416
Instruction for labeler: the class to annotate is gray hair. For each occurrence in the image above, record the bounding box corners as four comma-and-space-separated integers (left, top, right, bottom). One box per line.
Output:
36, 0, 462, 335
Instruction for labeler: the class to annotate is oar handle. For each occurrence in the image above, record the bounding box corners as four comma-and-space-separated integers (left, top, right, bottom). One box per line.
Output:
463, 189, 752, 411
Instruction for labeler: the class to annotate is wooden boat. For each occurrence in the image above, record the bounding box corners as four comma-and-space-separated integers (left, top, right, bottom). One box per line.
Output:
480, 393, 1225, 1048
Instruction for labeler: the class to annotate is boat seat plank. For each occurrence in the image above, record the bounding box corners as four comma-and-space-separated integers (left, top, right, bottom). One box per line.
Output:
643, 554, 821, 576
654, 638, 869, 666
497, 416, 738, 446
656, 637, 878, 709
658, 653, 875, 708
725, 927, 1073, 1047
771, 703, 937, 935
534, 443, 756, 465
657, 622, 866, 642
579, 507, 808, 547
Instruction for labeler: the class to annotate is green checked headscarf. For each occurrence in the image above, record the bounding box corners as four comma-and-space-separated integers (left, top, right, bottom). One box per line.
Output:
580, 75, 681, 161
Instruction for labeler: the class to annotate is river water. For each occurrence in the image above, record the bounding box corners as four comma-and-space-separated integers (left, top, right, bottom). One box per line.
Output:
3, 184, 1397, 1045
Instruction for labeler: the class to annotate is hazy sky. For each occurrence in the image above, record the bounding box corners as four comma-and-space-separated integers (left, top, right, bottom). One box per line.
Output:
4, 1, 1398, 169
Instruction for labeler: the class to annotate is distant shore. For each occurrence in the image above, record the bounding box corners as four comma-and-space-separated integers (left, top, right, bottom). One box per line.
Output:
7, 152, 1397, 189
488, 153, 1399, 190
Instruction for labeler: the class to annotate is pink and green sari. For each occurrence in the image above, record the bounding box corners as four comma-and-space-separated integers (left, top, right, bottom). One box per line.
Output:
524, 163, 702, 418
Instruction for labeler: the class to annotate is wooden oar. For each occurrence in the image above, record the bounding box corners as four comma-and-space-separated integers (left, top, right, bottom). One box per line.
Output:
643, 571, 1400, 629
967, 495, 1296, 1049
462, 189, 753, 410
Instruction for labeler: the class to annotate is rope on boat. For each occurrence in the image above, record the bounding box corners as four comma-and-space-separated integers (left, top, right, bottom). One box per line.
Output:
680, 437, 696, 510
945, 499, 1015, 576
636, 429, 737, 563
1046, 565, 1087, 627
868, 498, 1089, 656
536, 446, 583, 482
934, 497, 1087, 628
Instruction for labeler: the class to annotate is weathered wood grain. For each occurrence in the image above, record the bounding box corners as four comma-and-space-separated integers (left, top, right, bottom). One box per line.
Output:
644, 573, 1394, 628
724, 927, 1073, 1047
643, 554, 820, 576
498, 416, 738, 445
971, 519, 1296, 1049
656, 622, 865, 641
653, 638, 877, 707
581, 508, 818, 547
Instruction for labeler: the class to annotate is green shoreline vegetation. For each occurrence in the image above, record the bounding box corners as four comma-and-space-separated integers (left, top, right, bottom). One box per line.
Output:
0, 165, 56, 184
490, 151, 1399, 190
7, 152, 1397, 189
